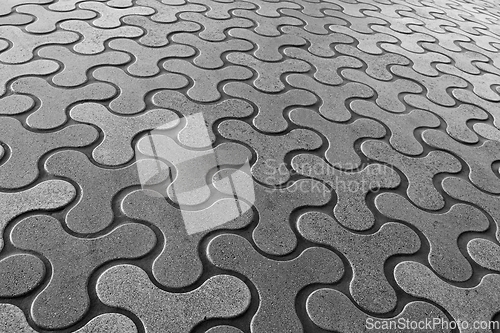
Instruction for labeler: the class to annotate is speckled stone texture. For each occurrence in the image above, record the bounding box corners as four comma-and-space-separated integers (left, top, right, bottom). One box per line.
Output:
1, 0, 500, 331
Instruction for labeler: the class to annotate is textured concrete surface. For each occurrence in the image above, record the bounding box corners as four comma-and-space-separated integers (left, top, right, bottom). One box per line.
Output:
1, 0, 500, 332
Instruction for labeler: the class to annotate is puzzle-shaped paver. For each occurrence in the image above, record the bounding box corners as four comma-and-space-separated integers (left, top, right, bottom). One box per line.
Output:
223, 82, 317, 133
362, 140, 462, 210
218, 119, 322, 185
179, 12, 254, 41
0, 26, 78, 63
350, 100, 440, 155
11, 215, 156, 329
122, 189, 253, 288
38, 45, 131, 86
307, 289, 450, 332
70, 102, 179, 166
11, 77, 116, 129
173, 35, 253, 69
213, 169, 331, 255
442, 176, 500, 243
45, 150, 170, 233
151, 89, 254, 148
93, 66, 188, 114
0, 304, 138, 333
298, 211, 419, 313
423, 129, 500, 194
0, 118, 98, 188
404, 94, 488, 144
97, 264, 251, 333
289, 107, 385, 169
121, 15, 200, 47
1, 0, 500, 331
467, 238, 500, 271
395, 261, 500, 333
207, 233, 344, 333
376, 192, 489, 281
292, 153, 400, 230
163, 59, 252, 102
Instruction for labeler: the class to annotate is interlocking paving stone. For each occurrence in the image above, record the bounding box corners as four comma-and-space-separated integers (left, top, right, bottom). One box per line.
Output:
213, 169, 331, 255
298, 211, 419, 313
0, 254, 45, 297
226, 52, 310, 93
362, 140, 462, 210
38, 45, 131, 87
380, 43, 451, 77
137, 134, 252, 206
11, 77, 116, 129
122, 15, 200, 47
229, 28, 306, 61
207, 233, 344, 333
70, 102, 179, 166
350, 100, 440, 155
0, 94, 34, 115
163, 59, 252, 102
45, 150, 169, 233
122, 189, 253, 288
93, 66, 188, 114
286, 74, 373, 122
0, 26, 78, 63
329, 25, 399, 54
391, 65, 469, 107
307, 289, 450, 332
11, 215, 156, 329
280, 8, 347, 35
334, 44, 410, 81
0, 118, 98, 189
405, 94, 488, 144
284, 47, 362, 87
0, 0, 51, 15
138, 0, 205, 23
468, 238, 500, 271
292, 153, 400, 231
442, 176, 500, 243
97, 264, 251, 333
173, 35, 253, 69
108, 38, 194, 76
223, 81, 317, 133
473, 123, 500, 141
232, 9, 300, 37
395, 261, 500, 333
341, 68, 423, 113
179, 12, 254, 41
452, 88, 500, 129
0, 60, 60, 96
423, 129, 500, 194
16, 4, 95, 33
79, 1, 154, 28
240, 0, 299, 17
218, 119, 322, 186
0, 305, 138, 333
375, 193, 489, 281
281, 26, 353, 57
289, 107, 385, 169
2, 0, 500, 331
0, 179, 75, 251
188, 0, 255, 19
152, 90, 253, 148
60, 20, 143, 54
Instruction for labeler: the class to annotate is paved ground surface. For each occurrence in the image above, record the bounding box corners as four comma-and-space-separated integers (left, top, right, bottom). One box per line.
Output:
1, 0, 500, 332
